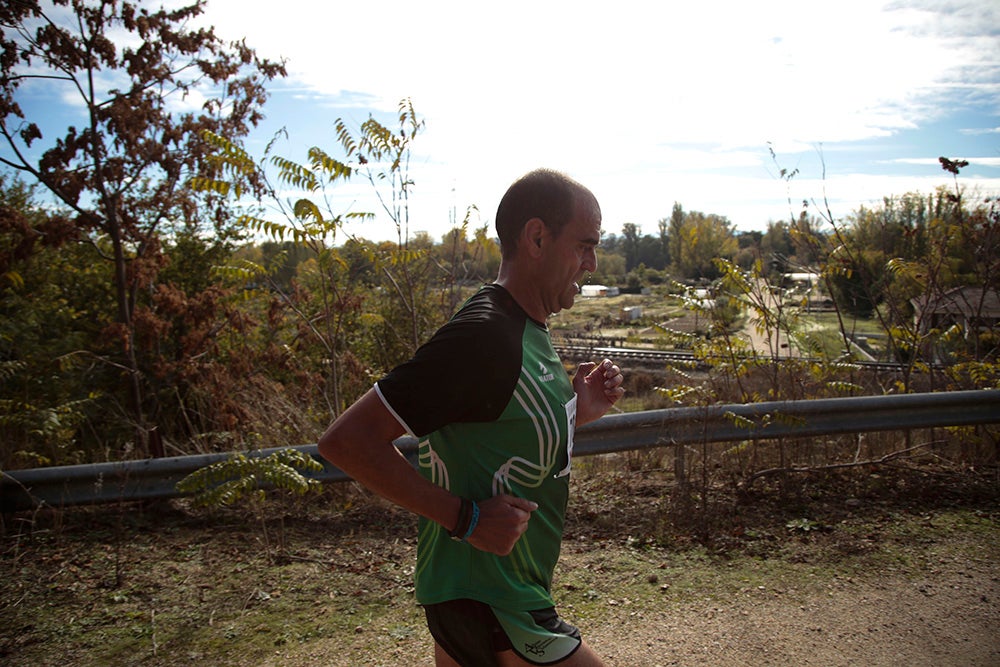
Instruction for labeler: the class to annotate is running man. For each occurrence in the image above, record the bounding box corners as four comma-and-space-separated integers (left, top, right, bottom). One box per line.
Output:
318, 168, 624, 666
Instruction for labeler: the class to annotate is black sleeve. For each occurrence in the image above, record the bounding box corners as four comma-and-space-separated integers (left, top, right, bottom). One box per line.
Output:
376, 300, 524, 438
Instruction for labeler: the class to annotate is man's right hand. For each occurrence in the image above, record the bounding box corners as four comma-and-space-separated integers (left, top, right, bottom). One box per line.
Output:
466, 494, 538, 556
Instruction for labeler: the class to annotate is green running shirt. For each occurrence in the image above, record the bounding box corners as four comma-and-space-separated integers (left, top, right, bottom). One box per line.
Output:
375, 284, 577, 610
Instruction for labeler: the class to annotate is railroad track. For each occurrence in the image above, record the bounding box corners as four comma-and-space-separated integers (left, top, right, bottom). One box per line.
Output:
554, 344, 925, 373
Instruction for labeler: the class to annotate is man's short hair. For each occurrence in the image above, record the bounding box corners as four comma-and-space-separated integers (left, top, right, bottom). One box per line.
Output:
495, 169, 597, 258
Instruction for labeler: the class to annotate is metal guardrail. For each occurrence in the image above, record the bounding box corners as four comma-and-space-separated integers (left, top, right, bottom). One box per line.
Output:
2, 389, 998, 512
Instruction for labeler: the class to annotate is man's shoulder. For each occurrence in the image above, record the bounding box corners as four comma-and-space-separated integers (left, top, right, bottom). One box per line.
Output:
452, 284, 524, 323
377, 286, 528, 436
439, 285, 527, 344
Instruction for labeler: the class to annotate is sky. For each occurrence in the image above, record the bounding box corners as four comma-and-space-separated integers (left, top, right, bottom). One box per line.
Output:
10, 0, 1000, 244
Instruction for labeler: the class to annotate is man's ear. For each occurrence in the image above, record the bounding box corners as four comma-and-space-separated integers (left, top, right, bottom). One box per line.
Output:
522, 217, 545, 258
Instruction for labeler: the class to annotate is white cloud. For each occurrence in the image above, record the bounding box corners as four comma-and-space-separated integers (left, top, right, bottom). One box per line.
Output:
7, 0, 996, 244
201, 0, 952, 146
190, 0, 1000, 238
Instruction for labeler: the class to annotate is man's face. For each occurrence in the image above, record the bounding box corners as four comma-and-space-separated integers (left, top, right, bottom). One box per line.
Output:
542, 201, 600, 316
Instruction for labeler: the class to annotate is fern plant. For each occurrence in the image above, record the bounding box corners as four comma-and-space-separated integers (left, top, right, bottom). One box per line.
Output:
190, 127, 369, 418
176, 448, 323, 507
176, 448, 324, 559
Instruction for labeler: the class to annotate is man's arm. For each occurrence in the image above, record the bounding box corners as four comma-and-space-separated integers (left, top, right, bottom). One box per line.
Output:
317, 388, 536, 556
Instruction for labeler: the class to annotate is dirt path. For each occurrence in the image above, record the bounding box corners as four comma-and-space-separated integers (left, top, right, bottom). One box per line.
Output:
3, 482, 996, 667
257, 531, 999, 667
259, 561, 999, 667
585, 560, 999, 666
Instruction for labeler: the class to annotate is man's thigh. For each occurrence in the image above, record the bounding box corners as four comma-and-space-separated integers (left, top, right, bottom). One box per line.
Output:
496, 640, 605, 667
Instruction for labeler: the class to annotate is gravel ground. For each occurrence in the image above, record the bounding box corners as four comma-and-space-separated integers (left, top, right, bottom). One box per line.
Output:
257, 517, 999, 667
585, 559, 999, 666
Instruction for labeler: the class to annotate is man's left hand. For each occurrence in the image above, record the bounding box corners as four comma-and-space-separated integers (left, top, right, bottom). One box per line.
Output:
573, 358, 624, 426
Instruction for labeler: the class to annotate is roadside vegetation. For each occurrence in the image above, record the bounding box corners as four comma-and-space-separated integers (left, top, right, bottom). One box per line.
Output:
1, 0, 996, 529
0, 7, 996, 475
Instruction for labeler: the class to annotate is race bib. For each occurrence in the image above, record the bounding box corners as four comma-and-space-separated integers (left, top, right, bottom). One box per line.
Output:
554, 394, 577, 478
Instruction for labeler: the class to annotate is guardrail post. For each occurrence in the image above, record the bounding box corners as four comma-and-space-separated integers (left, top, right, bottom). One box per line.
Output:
673, 439, 686, 487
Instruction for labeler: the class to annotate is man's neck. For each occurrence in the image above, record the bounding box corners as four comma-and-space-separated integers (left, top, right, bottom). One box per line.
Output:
495, 267, 548, 324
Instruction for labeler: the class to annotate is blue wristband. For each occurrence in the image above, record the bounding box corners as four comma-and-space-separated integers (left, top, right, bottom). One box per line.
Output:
461, 500, 479, 541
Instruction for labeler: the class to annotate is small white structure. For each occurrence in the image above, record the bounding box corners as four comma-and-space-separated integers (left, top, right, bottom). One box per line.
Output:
782, 272, 821, 288
620, 306, 643, 322
581, 284, 619, 297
